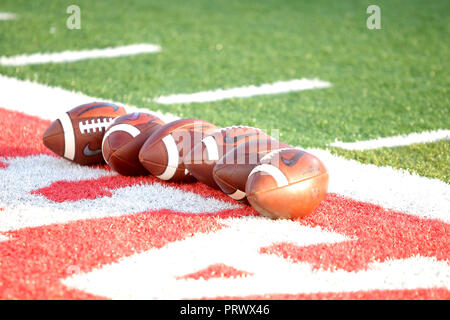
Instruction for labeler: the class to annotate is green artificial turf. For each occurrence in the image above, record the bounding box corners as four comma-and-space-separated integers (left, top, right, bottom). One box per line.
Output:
330, 140, 450, 183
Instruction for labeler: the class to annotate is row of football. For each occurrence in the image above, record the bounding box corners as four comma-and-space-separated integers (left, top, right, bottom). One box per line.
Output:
43, 102, 329, 219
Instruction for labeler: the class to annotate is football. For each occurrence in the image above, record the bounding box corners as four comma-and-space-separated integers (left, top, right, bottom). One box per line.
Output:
42, 102, 126, 165
139, 118, 217, 181
213, 138, 291, 202
101, 112, 165, 176
184, 126, 271, 189
245, 148, 329, 220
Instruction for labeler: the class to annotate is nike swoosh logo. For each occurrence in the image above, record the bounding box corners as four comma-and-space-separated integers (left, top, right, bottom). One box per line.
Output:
83, 143, 102, 157
223, 132, 260, 144
281, 150, 305, 166
77, 103, 119, 116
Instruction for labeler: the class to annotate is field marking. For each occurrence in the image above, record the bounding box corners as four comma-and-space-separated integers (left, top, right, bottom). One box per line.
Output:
0, 74, 179, 123
154, 79, 332, 104
307, 148, 450, 222
0, 12, 17, 21
330, 129, 450, 150
62, 217, 350, 299
0, 155, 239, 232
63, 217, 449, 299
0, 43, 161, 66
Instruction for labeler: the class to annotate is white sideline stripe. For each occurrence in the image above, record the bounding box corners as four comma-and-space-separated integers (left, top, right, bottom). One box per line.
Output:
59, 113, 76, 160
154, 79, 331, 104
306, 148, 450, 222
0, 12, 17, 21
0, 75, 179, 124
0, 44, 161, 66
330, 129, 450, 150
157, 135, 179, 180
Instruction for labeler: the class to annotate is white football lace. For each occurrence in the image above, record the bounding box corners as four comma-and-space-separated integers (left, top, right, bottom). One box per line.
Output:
79, 117, 114, 134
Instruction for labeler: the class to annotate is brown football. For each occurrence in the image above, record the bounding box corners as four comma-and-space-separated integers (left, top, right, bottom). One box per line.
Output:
213, 138, 291, 202
42, 102, 126, 165
245, 148, 329, 220
101, 112, 165, 176
184, 126, 271, 189
138, 118, 217, 181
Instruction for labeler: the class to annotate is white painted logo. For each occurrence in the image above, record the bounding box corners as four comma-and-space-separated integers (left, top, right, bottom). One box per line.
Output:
366, 5, 381, 30
66, 5, 81, 30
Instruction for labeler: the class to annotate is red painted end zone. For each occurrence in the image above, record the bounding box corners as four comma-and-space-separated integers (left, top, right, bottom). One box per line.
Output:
0, 107, 52, 158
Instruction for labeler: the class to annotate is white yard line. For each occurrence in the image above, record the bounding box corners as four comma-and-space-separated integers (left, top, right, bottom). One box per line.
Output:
0, 12, 17, 21
0, 74, 179, 123
0, 43, 161, 66
154, 79, 331, 104
330, 129, 450, 150
307, 148, 450, 222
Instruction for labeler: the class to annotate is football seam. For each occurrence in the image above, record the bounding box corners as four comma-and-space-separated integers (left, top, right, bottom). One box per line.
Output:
213, 171, 243, 195
42, 132, 64, 140
104, 123, 159, 154
139, 159, 183, 171
107, 133, 142, 153
172, 121, 216, 134
247, 171, 329, 197
109, 151, 147, 171
103, 123, 163, 163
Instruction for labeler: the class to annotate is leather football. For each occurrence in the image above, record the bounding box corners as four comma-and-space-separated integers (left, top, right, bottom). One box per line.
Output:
245, 148, 329, 219
102, 112, 165, 176
184, 126, 271, 188
139, 118, 217, 182
43, 102, 126, 165
213, 138, 291, 202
